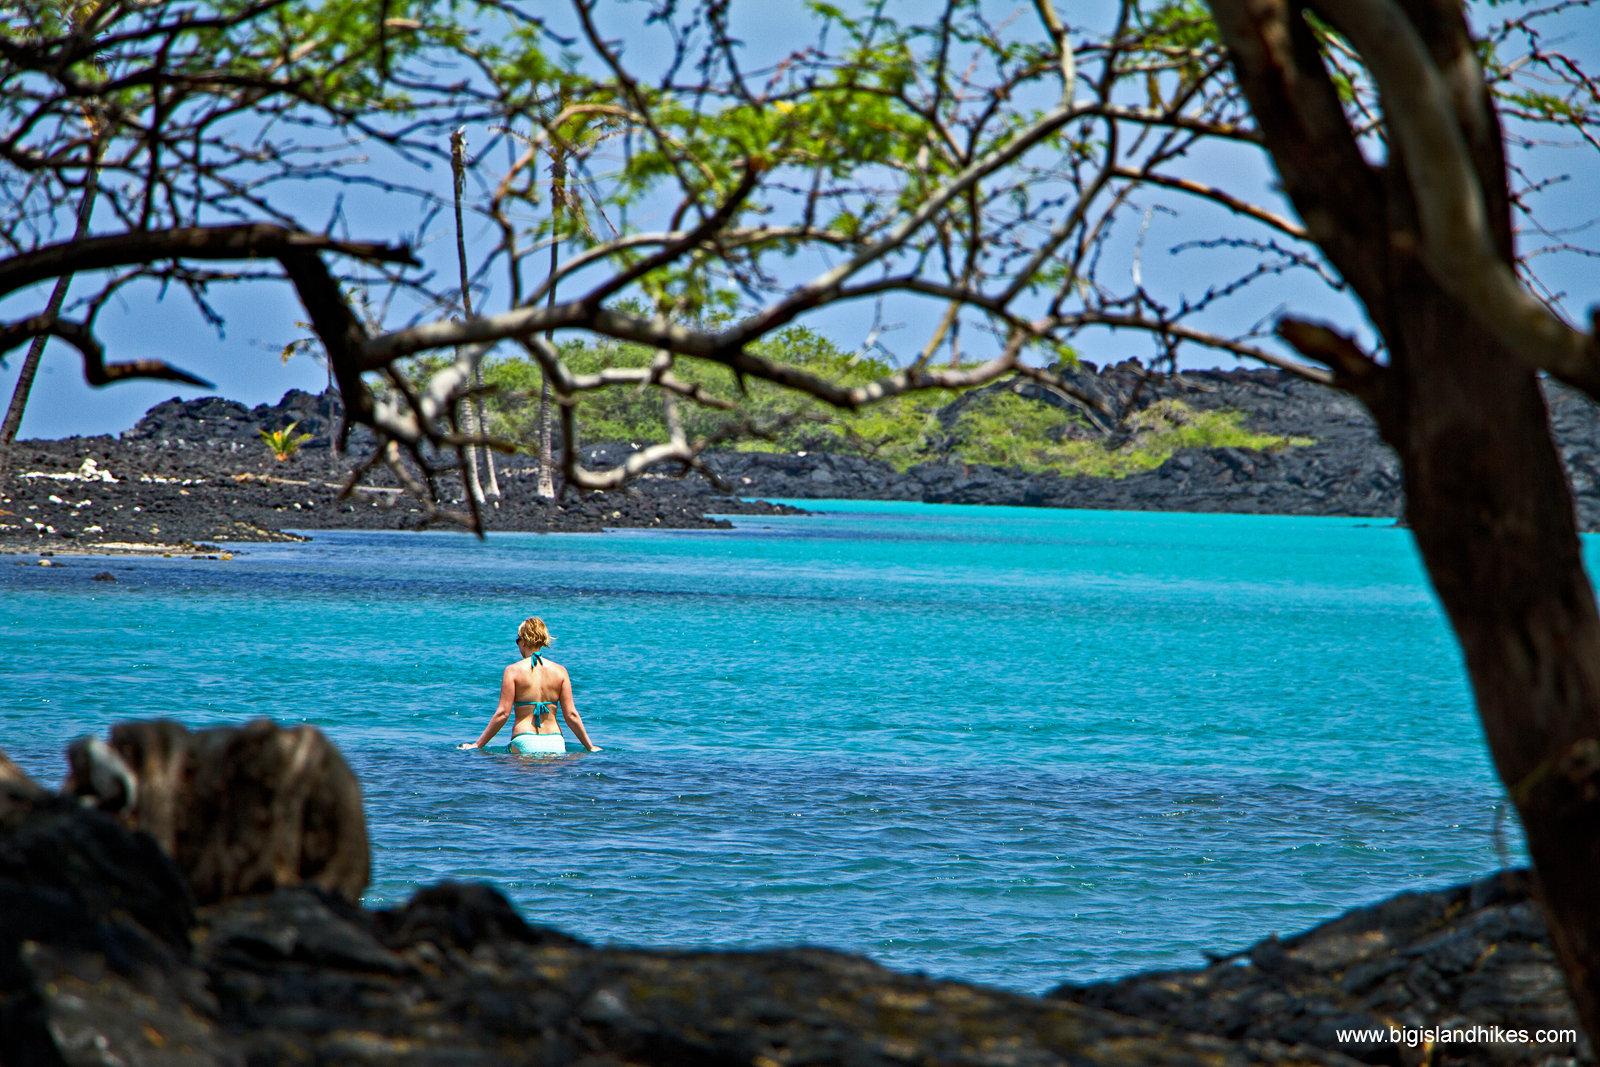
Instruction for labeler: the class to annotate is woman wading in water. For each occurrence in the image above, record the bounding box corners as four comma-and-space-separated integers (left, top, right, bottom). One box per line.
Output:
460, 617, 602, 755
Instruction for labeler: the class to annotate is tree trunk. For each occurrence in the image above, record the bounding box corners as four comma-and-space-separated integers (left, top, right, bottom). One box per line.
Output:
537, 374, 555, 499
450, 128, 495, 504
461, 396, 486, 504
0, 314, 57, 485
538, 126, 565, 502
477, 389, 501, 498
1208, 0, 1600, 1039
1389, 270, 1600, 1037
0, 166, 99, 484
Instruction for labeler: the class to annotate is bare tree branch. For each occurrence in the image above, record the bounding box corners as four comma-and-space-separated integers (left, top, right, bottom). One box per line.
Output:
0, 313, 211, 386
1317, 0, 1600, 392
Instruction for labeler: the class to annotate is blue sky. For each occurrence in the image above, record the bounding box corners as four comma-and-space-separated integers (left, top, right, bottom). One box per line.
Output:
3, 0, 1595, 439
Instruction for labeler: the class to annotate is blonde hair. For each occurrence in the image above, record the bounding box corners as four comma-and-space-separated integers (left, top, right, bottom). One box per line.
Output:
517, 616, 552, 650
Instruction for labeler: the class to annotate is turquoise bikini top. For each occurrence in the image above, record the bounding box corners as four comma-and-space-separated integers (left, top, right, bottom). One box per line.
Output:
513, 651, 558, 725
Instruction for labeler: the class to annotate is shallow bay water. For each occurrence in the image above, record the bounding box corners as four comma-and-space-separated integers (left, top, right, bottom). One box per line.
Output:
0, 503, 1532, 991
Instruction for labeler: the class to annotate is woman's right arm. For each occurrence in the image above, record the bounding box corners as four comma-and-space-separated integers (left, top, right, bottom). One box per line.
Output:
559, 671, 602, 752
459, 667, 516, 749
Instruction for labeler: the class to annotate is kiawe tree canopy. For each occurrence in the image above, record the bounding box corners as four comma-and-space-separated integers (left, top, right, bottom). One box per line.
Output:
4, 0, 1600, 1043
0, 0, 1355, 509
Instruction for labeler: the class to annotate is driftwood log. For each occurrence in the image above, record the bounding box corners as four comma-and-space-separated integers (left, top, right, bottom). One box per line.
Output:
62, 718, 368, 904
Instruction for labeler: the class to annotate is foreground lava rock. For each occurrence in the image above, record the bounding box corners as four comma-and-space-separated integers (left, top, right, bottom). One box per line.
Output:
65, 720, 369, 905
1, 724, 1587, 1066
1055, 869, 1588, 1067
0, 725, 1352, 1067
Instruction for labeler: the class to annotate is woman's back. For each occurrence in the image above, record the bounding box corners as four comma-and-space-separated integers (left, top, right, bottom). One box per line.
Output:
511, 654, 568, 734
460, 617, 601, 753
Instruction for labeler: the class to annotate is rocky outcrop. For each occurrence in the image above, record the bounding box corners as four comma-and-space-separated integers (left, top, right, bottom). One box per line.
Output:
1, 725, 1589, 1066
64, 720, 369, 905
703, 441, 1404, 517
1547, 384, 1600, 531
120, 389, 365, 454
1, 732, 1361, 1067
0, 750, 41, 794
0, 773, 202, 1065
34, 364, 1600, 534
700, 364, 1406, 517
703, 364, 1600, 529
2, 411, 805, 551
1054, 869, 1588, 1067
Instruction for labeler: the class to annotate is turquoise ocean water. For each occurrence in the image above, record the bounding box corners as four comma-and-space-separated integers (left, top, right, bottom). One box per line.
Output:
0, 503, 1533, 992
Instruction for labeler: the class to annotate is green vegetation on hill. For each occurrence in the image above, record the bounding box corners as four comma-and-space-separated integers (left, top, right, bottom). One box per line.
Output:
480, 327, 956, 467
474, 331, 1310, 477
951, 393, 1312, 477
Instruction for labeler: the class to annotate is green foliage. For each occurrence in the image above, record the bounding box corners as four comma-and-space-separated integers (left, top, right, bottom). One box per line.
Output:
260, 422, 313, 461
478, 326, 955, 468
478, 333, 1309, 479
949, 393, 1309, 477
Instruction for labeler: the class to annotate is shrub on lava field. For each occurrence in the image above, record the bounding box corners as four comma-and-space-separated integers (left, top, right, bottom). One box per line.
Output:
260, 422, 313, 461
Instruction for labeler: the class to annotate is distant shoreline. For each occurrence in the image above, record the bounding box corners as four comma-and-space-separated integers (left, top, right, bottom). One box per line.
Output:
9, 361, 1600, 555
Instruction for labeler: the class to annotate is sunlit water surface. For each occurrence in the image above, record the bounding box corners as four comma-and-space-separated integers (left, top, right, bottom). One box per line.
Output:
0, 503, 1535, 992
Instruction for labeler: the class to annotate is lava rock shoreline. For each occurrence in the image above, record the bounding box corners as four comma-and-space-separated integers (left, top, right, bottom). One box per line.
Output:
0, 390, 805, 554
0, 727, 1587, 1067
10, 361, 1600, 554
703, 363, 1600, 528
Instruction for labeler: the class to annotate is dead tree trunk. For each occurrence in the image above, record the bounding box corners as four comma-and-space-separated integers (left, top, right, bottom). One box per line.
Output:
0, 164, 98, 484
1210, 0, 1600, 1039
538, 373, 555, 498
537, 135, 564, 501
450, 129, 493, 505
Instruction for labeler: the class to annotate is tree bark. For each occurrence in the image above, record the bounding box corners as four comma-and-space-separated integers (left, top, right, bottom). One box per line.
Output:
450, 129, 489, 505
1210, 0, 1600, 1039
1396, 277, 1600, 1039
0, 164, 98, 484
538, 136, 565, 502
477, 391, 501, 498
538, 373, 555, 499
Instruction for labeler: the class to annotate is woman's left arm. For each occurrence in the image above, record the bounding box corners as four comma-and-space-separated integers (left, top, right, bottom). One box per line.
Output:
459, 667, 517, 749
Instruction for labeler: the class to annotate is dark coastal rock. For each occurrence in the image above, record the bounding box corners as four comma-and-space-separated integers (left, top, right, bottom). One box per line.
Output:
65, 719, 370, 905
1053, 869, 1588, 1067
702, 363, 1600, 529
5, 729, 1588, 1066
165, 877, 1371, 1067
0, 750, 42, 794
8, 362, 1600, 546
0, 770, 207, 1065
0, 734, 1364, 1067
1, 393, 806, 550
1547, 384, 1600, 531
703, 364, 1411, 519
121, 388, 365, 454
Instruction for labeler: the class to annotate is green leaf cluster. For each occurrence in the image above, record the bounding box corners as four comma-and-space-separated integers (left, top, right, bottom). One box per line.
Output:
478, 327, 955, 469
260, 422, 313, 461
476, 335, 1309, 480
949, 393, 1310, 477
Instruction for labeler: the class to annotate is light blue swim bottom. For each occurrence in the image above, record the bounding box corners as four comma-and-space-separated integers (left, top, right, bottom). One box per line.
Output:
508, 732, 566, 756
